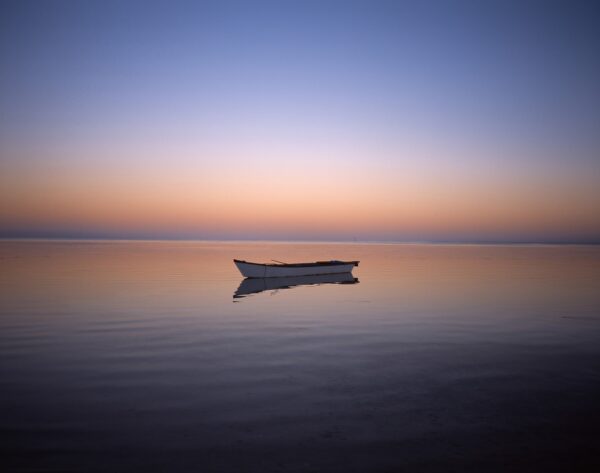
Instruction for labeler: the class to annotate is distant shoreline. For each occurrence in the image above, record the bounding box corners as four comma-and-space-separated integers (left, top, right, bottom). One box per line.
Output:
1, 238, 599, 246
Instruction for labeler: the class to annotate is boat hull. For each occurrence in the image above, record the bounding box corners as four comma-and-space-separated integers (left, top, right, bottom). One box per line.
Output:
234, 259, 358, 278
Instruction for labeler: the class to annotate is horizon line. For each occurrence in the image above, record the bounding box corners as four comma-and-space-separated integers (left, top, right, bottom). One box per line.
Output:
1, 237, 599, 246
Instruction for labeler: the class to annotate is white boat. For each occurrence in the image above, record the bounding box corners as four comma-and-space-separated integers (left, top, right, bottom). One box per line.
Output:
234, 259, 359, 278
234, 273, 359, 299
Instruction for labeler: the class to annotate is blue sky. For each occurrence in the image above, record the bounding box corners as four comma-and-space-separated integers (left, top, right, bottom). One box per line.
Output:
1, 0, 599, 241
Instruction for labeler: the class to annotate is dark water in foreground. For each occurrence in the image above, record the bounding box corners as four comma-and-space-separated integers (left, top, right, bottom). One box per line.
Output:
1, 241, 600, 472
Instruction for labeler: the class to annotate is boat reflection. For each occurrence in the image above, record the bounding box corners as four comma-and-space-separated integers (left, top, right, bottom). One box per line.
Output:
233, 273, 359, 299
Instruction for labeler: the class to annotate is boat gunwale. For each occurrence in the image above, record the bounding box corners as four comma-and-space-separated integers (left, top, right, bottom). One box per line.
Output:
233, 259, 359, 268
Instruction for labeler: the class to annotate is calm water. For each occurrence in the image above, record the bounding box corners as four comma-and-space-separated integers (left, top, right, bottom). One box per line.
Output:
1, 241, 600, 472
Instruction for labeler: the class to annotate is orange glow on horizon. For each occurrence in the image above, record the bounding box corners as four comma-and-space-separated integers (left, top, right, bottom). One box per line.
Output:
2, 147, 600, 240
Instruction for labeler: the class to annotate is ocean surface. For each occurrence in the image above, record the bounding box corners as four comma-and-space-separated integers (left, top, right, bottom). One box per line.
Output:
1, 241, 599, 472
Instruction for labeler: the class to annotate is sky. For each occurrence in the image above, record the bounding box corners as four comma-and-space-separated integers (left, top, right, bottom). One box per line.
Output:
1, 0, 599, 242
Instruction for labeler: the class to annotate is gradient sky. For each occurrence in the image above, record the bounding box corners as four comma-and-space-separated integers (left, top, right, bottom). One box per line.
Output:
1, 0, 599, 242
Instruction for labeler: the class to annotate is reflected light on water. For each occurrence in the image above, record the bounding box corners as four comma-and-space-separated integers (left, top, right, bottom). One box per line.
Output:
1, 241, 600, 472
